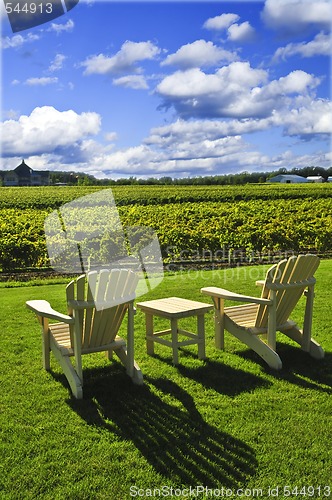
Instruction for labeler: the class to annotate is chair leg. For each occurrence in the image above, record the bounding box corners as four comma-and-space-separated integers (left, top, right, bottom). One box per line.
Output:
225, 319, 282, 370
41, 319, 50, 370
50, 345, 83, 399
280, 326, 325, 360
114, 345, 143, 385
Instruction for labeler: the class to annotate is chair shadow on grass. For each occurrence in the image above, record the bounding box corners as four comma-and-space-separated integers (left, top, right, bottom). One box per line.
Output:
236, 341, 332, 394
68, 371, 258, 488
164, 354, 271, 397
274, 342, 332, 393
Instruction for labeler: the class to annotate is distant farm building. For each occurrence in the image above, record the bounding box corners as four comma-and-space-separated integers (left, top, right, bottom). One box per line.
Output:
268, 174, 309, 184
306, 176, 324, 183
1, 160, 49, 186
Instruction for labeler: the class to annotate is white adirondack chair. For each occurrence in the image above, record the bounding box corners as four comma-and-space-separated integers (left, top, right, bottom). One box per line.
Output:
201, 255, 324, 370
26, 269, 143, 398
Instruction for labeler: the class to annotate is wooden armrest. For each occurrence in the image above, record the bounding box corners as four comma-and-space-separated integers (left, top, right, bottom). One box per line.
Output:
201, 287, 272, 305
26, 300, 74, 323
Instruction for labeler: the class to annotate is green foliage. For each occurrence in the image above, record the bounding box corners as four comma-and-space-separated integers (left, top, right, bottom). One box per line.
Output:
0, 209, 49, 270
0, 185, 332, 271
1, 184, 332, 209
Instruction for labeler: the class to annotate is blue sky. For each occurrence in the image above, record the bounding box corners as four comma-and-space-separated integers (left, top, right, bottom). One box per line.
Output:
1, 0, 331, 179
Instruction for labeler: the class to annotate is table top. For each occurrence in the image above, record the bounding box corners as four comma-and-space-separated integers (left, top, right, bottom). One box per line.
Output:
136, 296, 213, 319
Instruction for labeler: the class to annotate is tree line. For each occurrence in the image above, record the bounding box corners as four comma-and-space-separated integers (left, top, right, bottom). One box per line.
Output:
57, 166, 331, 186
1, 165, 331, 187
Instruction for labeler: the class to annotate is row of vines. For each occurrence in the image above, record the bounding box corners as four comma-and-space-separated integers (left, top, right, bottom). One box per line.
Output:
0, 185, 331, 271
1, 183, 332, 208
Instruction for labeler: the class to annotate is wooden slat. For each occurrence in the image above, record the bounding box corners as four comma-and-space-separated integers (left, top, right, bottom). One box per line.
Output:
75, 275, 86, 344
274, 256, 299, 323
96, 270, 110, 303
277, 255, 319, 325
105, 269, 121, 305
65, 280, 75, 347
89, 270, 137, 348
113, 269, 131, 302
255, 259, 286, 328
89, 271, 109, 346
83, 271, 98, 349
91, 271, 110, 347
63, 269, 140, 351
226, 304, 258, 322
254, 254, 320, 330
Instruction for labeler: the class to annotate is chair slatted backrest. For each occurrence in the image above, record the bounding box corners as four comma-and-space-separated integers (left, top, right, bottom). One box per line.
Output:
255, 255, 319, 329
66, 269, 138, 350
274, 254, 319, 326
255, 258, 286, 328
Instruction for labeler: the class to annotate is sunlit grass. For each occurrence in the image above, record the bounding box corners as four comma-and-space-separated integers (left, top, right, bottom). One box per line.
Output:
0, 261, 331, 499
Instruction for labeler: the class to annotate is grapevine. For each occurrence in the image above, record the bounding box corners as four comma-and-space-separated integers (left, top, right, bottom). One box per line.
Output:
0, 185, 331, 271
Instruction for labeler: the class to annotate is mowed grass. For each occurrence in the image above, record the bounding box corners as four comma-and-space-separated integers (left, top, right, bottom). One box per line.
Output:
0, 261, 331, 500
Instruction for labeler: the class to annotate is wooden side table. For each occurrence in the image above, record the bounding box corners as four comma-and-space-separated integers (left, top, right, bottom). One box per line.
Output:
136, 297, 213, 365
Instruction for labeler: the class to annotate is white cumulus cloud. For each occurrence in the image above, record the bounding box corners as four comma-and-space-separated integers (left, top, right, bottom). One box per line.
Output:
156, 63, 320, 120
156, 62, 269, 118
89, 135, 265, 178
1, 32, 39, 49
203, 13, 240, 31
1, 106, 101, 156
47, 19, 74, 34
227, 22, 256, 42
273, 32, 332, 61
113, 75, 149, 89
48, 54, 67, 72
262, 0, 331, 34
81, 40, 160, 75
24, 77, 59, 86
258, 70, 320, 99
283, 99, 332, 136
161, 40, 237, 69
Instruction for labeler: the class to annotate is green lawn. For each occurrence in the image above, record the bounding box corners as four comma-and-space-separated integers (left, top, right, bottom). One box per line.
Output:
0, 261, 331, 499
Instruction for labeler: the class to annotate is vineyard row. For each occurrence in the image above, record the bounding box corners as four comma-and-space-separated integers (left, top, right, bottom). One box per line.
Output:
0, 197, 331, 271
0, 184, 332, 209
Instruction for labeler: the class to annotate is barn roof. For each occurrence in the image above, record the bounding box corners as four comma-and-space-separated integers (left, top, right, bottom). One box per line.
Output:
269, 174, 309, 183
14, 160, 32, 177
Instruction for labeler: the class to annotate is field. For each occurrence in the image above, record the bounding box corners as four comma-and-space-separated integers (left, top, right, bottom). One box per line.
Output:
1, 184, 332, 272
0, 262, 331, 499
0, 184, 331, 498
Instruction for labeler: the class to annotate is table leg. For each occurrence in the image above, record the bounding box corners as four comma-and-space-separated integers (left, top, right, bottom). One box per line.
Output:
171, 317, 179, 365
197, 314, 206, 359
146, 313, 154, 356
